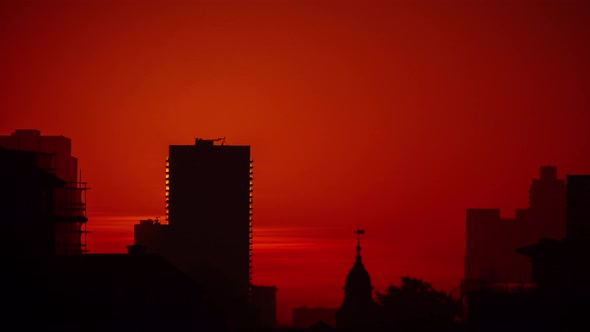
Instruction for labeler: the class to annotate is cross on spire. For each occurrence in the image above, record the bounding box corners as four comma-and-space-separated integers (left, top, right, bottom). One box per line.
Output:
354, 226, 365, 257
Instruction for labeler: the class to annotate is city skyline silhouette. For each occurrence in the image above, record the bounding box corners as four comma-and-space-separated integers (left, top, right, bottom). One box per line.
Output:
3, 129, 589, 329
2, 0, 590, 329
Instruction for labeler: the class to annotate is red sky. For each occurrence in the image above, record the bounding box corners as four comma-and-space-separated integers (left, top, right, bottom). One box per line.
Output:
2, 0, 590, 326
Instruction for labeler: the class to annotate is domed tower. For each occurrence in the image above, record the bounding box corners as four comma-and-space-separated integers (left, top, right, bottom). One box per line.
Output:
335, 227, 381, 329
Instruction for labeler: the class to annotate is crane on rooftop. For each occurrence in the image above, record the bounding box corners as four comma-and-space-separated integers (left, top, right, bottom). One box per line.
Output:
196, 137, 226, 145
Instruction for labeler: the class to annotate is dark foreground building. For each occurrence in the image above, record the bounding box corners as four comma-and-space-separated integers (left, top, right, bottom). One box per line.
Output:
0, 131, 242, 331
3, 246, 219, 332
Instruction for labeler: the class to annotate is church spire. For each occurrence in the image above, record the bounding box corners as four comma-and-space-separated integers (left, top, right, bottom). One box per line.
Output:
336, 226, 379, 329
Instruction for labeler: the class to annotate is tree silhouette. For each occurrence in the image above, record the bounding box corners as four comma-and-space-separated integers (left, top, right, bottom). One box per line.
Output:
376, 276, 459, 327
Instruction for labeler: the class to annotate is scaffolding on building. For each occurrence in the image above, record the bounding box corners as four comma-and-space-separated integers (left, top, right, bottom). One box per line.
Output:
36, 151, 89, 255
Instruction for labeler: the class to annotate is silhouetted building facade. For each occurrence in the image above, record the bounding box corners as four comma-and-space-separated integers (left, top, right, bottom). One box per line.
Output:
0, 130, 87, 256
293, 307, 338, 328
0, 129, 80, 182
335, 228, 380, 329
134, 137, 253, 327
251, 285, 277, 328
565, 175, 590, 244
134, 218, 170, 254
464, 166, 565, 283
461, 173, 590, 331
462, 167, 567, 329
517, 175, 590, 330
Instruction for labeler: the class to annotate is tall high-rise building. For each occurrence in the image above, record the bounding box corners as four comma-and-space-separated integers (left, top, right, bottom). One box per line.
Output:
167, 137, 253, 299
134, 137, 253, 326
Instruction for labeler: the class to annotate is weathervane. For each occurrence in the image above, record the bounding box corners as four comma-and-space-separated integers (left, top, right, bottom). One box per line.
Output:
354, 226, 365, 257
